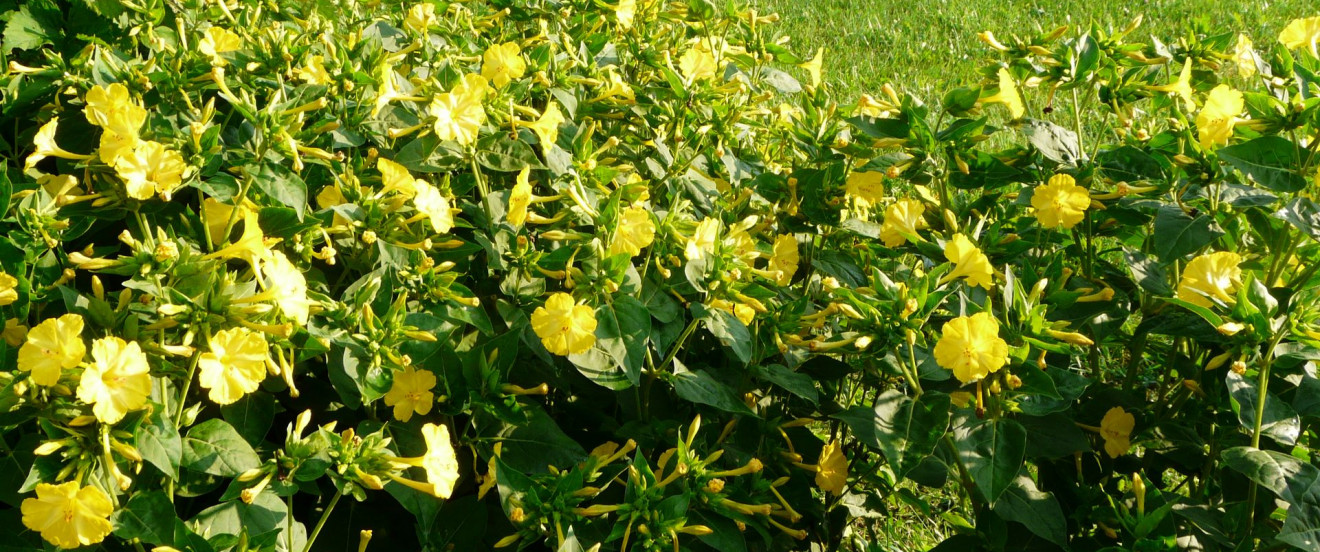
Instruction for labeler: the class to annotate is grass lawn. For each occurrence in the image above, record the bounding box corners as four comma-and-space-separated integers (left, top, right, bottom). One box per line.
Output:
753, 0, 1316, 101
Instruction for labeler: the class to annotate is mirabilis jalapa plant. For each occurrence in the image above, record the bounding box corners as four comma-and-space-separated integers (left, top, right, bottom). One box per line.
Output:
3, 0, 1320, 550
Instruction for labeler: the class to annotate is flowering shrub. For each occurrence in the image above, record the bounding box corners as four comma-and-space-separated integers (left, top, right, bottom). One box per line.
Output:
3, 0, 1320, 550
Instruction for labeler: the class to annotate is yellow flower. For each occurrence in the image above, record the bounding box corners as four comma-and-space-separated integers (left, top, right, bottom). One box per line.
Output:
205, 209, 270, 269
507, 167, 533, 228
595, 69, 635, 104
609, 206, 656, 257
799, 48, 824, 88
85, 83, 147, 135
1234, 34, 1258, 77
198, 328, 270, 405
767, 235, 799, 286
18, 314, 86, 386
404, 3, 439, 33
78, 336, 152, 424
1196, 85, 1243, 150
429, 76, 488, 145
1147, 58, 1195, 112
383, 365, 436, 422
531, 293, 597, 356
1031, 174, 1090, 230
260, 251, 311, 324
845, 171, 885, 206
679, 42, 719, 83
416, 423, 461, 497
941, 234, 995, 289
615, 0, 636, 28
685, 218, 721, 261
2, 318, 27, 347
296, 55, 332, 85
482, 42, 526, 88
114, 141, 188, 201
199, 26, 242, 65
25, 119, 93, 171
202, 198, 242, 246
0, 271, 17, 305
1176, 251, 1242, 309
21, 482, 113, 549
526, 102, 565, 154
982, 68, 1025, 119
1100, 407, 1135, 458
98, 129, 140, 165
815, 439, 847, 495
1280, 16, 1320, 58
378, 158, 420, 197
879, 199, 927, 247
414, 183, 454, 234
934, 312, 1009, 384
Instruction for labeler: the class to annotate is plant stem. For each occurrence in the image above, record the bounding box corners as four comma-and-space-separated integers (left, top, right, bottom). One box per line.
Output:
173, 351, 202, 427
300, 488, 343, 552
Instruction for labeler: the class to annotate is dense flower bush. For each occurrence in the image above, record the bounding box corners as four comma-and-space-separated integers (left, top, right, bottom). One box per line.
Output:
3, 0, 1320, 550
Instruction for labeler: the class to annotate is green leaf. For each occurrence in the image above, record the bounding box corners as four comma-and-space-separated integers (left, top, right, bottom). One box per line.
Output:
1222, 447, 1320, 551
181, 419, 261, 477
953, 415, 1027, 505
992, 476, 1069, 549
1218, 136, 1308, 192
1152, 205, 1224, 261
691, 303, 752, 364
189, 491, 302, 552
3, 0, 62, 53
427, 494, 488, 551
138, 409, 182, 480
478, 404, 586, 474
253, 162, 307, 218
112, 491, 180, 546
476, 133, 542, 172
1021, 118, 1083, 166
835, 390, 950, 478
220, 392, 276, 446
672, 368, 754, 416
1226, 371, 1300, 446
751, 363, 819, 405
569, 296, 649, 387
1096, 145, 1166, 182
949, 150, 1026, 190
1275, 197, 1320, 241
1018, 414, 1091, 459
394, 134, 465, 172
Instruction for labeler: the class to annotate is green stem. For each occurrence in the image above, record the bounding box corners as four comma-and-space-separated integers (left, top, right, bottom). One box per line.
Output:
300, 488, 343, 552
1246, 328, 1288, 537
173, 351, 202, 427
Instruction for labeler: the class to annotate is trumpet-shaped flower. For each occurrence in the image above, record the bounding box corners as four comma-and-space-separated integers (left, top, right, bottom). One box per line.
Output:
531, 293, 597, 356
0, 271, 17, 305
526, 102, 565, 154
982, 68, 1025, 119
767, 235, 799, 286
383, 365, 436, 422
1196, 85, 1243, 150
507, 167, 533, 228
205, 210, 270, 269
25, 119, 93, 171
261, 251, 311, 324
1234, 34, 1258, 76
84, 83, 147, 135
815, 439, 847, 495
679, 41, 720, 83
21, 482, 113, 549
378, 158, 420, 197
2, 318, 27, 347
414, 183, 454, 234
404, 3, 439, 33
1279, 16, 1320, 58
941, 234, 995, 289
198, 328, 270, 405
1100, 407, 1135, 458
482, 42, 527, 88
845, 171, 885, 206
199, 27, 242, 65
1176, 251, 1242, 308
934, 312, 1009, 384
430, 78, 487, 145
297, 55, 332, 85
78, 336, 151, 424
114, 140, 187, 200
799, 48, 824, 88
615, 0, 636, 28
685, 218, 721, 261
18, 314, 86, 386
1148, 58, 1195, 111
1031, 174, 1090, 230
879, 199, 927, 247
609, 206, 656, 257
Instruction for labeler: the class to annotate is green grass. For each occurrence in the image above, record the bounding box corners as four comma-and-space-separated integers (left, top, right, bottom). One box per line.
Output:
752, 0, 1316, 101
